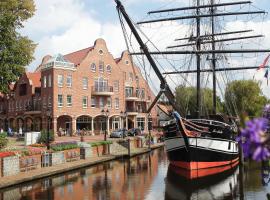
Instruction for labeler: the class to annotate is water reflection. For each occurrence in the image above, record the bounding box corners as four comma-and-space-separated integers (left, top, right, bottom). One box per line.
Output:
165, 165, 239, 200
1, 149, 270, 200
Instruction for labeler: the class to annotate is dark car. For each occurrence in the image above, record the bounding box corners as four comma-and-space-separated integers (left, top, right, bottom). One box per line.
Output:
128, 128, 142, 136
110, 128, 128, 138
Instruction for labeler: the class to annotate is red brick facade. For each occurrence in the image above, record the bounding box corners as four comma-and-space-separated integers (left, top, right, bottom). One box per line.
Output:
0, 39, 157, 135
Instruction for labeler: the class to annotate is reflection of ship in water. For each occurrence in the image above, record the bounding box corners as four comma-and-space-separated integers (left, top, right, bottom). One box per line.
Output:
165, 164, 239, 200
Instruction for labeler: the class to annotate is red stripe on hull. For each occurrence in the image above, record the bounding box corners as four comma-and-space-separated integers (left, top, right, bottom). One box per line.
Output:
170, 157, 239, 170
170, 160, 239, 179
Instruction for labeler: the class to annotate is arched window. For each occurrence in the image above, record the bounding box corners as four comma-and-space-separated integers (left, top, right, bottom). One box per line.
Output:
106, 65, 112, 73
91, 63, 96, 72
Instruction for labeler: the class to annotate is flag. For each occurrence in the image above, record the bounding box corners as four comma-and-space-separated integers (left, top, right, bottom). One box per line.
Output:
258, 54, 270, 71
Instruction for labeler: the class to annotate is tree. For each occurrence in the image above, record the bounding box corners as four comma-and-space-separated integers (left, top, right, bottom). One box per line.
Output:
175, 85, 223, 117
224, 80, 268, 117
0, 0, 36, 93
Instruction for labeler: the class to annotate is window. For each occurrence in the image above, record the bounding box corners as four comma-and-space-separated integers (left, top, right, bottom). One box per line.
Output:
58, 75, 64, 87
125, 60, 129, 65
16, 101, 18, 110
91, 63, 96, 72
99, 49, 104, 55
67, 95, 72, 107
94, 77, 108, 92
106, 65, 112, 73
58, 95, 63, 107
141, 89, 145, 99
67, 75, 72, 87
99, 61, 104, 73
107, 97, 111, 108
125, 87, 133, 97
48, 75, 52, 87
137, 117, 145, 131
82, 96, 88, 108
48, 96, 52, 107
82, 77, 88, 89
19, 84, 27, 96
91, 97, 96, 108
129, 72, 133, 81
99, 97, 104, 108
136, 88, 140, 98
113, 80, 119, 92
43, 76, 47, 88
115, 98, 119, 109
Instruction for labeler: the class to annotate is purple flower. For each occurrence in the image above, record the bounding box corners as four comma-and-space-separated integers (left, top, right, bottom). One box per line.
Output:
238, 117, 270, 161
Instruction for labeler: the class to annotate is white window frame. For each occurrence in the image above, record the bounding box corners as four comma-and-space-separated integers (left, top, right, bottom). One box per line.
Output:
58, 75, 64, 87
91, 97, 96, 108
99, 61, 104, 73
58, 94, 63, 107
91, 63, 96, 72
43, 76, 47, 88
113, 80, 119, 92
106, 65, 112, 73
67, 95, 72, 107
99, 97, 104, 108
82, 77, 88, 89
67, 75, 72, 87
82, 96, 88, 108
115, 98, 119, 109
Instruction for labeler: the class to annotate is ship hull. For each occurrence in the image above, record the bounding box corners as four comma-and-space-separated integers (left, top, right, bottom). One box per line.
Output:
164, 121, 239, 179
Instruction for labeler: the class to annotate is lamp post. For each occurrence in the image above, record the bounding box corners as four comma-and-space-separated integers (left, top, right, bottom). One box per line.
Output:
148, 113, 152, 150
101, 109, 109, 141
46, 108, 52, 150
120, 110, 127, 139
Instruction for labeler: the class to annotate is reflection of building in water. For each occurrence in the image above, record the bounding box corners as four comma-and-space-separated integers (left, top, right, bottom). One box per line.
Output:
52, 152, 160, 200
165, 165, 239, 200
5, 149, 164, 200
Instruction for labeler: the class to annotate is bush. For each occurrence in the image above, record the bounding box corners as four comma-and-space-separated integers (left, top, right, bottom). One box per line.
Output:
39, 129, 55, 144
51, 142, 79, 151
0, 132, 8, 149
89, 141, 113, 147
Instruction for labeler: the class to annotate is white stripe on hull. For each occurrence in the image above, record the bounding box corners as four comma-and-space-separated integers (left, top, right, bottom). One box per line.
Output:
165, 137, 238, 154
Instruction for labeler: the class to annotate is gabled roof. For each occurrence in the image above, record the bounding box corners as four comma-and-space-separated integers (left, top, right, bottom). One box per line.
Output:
26, 72, 41, 88
64, 47, 94, 66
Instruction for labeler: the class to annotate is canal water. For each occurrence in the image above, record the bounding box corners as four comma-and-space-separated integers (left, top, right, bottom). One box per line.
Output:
0, 148, 269, 200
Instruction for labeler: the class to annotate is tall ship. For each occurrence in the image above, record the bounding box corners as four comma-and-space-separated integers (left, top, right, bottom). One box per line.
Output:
114, 0, 270, 179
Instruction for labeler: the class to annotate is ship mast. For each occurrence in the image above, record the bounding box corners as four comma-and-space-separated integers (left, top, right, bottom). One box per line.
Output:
132, 0, 270, 117
196, 0, 201, 118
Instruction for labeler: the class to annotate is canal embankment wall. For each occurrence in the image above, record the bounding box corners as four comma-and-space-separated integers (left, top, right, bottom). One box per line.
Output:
0, 141, 164, 190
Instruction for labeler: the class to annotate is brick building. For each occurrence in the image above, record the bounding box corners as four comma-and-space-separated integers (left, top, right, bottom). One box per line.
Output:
0, 38, 157, 135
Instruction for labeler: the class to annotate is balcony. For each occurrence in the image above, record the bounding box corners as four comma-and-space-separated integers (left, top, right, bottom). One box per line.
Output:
91, 86, 114, 96
25, 104, 42, 114
126, 108, 139, 115
125, 93, 139, 101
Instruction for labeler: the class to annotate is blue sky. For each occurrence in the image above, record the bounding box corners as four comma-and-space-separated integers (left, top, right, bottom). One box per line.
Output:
21, 0, 270, 97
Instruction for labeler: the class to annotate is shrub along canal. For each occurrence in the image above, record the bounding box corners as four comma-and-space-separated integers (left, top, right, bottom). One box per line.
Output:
0, 147, 269, 200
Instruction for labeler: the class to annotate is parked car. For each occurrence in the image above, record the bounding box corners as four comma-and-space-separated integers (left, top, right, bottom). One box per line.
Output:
128, 128, 142, 136
110, 129, 128, 138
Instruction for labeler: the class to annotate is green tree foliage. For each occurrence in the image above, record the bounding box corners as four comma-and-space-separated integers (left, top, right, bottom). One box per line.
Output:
175, 85, 223, 117
0, 0, 36, 93
224, 80, 268, 117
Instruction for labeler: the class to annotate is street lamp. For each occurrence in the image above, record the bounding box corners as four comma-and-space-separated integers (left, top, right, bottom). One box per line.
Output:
46, 108, 52, 150
120, 110, 127, 139
148, 113, 152, 150
101, 109, 109, 141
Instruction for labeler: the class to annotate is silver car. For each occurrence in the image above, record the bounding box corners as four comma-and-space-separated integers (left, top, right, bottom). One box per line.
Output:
110, 129, 128, 138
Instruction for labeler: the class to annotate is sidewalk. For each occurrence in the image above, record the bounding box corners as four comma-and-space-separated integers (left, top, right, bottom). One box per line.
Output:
0, 143, 164, 189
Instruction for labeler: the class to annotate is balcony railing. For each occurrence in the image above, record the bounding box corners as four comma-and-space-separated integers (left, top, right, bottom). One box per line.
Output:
25, 104, 42, 112
91, 86, 114, 96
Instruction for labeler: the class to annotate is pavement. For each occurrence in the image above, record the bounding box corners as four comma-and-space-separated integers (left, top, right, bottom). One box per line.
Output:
0, 143, 164, 189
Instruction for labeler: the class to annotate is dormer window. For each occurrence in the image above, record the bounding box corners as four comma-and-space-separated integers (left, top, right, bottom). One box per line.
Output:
106, 65, 111, 73
91, 63, 96, 72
